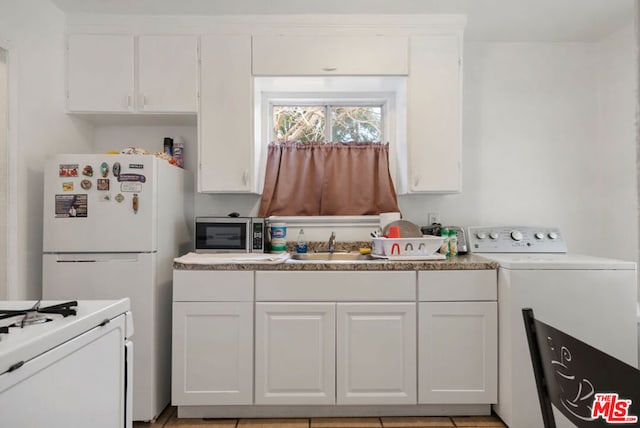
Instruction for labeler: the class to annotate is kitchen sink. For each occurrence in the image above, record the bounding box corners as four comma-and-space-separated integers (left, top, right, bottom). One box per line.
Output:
289, 252, 373, 261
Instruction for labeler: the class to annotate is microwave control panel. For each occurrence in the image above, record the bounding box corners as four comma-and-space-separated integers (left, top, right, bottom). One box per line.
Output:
468, 226, 567, 253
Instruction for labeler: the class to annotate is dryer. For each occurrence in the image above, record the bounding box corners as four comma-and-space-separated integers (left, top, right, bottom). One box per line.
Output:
468, 226, 638, 428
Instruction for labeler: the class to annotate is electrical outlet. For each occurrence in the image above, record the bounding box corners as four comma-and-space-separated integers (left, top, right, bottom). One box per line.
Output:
428, 212, 441, 225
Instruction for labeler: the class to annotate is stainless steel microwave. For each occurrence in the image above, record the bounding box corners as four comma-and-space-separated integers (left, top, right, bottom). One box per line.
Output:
195, 217, 265, 253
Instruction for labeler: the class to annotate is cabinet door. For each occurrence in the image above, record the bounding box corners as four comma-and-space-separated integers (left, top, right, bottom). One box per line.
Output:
418, 301, 497, 404
172, 302, 253, 405
137, 35, 198, 112
199, 35, 254, 192
252, 35, 408, 76
336, 303, 416, 405
255, 302, 335, 405
67, 34, 134, 112
406, 35, 462, 193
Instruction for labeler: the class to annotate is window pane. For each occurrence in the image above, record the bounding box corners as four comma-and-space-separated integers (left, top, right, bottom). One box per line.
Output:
331, 106, 382, 142
273, 106, 325, 143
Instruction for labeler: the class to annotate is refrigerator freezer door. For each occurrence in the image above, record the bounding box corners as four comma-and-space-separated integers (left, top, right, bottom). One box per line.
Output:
42, 252, 168, 421
43, 154, 158, 253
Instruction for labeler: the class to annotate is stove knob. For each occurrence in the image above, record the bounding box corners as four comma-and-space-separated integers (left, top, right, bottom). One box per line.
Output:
548, 232, 559, 240
489, 232, 499, 240
534, 232, 545, 240
476, 232, 487, 240
511, 230, 523, 241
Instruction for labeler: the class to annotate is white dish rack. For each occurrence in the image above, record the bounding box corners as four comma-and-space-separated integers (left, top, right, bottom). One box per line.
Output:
372, 236, 444, 257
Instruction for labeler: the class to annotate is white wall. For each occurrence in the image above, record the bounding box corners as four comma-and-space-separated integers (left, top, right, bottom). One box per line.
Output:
398, 33, 637, 261
593, 24, 637, 261
0, 0, 94, 299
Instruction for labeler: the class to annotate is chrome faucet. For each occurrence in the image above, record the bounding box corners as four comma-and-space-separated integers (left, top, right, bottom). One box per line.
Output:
328, 232, 336, 253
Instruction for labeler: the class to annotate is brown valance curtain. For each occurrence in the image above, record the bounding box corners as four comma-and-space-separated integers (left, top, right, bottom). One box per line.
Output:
258, 142, 400, 217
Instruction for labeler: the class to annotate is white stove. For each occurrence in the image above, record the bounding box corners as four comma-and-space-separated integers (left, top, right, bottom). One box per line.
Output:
469, 226, 638, 428
0, 299, 133, 428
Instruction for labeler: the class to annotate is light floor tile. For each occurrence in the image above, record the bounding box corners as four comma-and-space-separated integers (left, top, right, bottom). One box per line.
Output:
450, 416, 506, 427
381, 416, 455, 428
310, 417, 382, 428
165, 415, 238, 427
238, 418, 310, 428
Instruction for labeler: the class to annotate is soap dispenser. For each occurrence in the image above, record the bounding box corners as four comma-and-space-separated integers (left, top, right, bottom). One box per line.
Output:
296, 229, 308, 253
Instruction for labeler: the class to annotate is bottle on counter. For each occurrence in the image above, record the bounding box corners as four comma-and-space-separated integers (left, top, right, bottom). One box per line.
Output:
295, 228, 308, 253
439, 228, 450, 257
449, 228, 458, 256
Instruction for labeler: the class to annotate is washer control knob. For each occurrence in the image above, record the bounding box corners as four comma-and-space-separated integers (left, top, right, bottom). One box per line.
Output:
476, 232, 487, 240
534, 232, 545, 240
489, 232, 499, 240
510, 230, 523, 241
548, 232, 559, 240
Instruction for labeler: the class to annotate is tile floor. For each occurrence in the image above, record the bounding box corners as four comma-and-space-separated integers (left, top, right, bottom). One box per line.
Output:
134, 407, 507, 428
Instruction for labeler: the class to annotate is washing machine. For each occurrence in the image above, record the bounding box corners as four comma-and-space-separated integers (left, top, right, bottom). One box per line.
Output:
468, 226, 638, 428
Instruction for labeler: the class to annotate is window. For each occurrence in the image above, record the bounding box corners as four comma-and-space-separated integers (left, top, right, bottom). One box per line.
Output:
254, 76, 407, 198
273, 105, 383, 143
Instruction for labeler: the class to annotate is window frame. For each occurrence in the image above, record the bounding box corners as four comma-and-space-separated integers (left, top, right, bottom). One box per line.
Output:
254, 76, 407, 197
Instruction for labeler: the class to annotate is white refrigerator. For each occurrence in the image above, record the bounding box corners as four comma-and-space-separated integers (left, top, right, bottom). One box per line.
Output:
42, 154, 193, 422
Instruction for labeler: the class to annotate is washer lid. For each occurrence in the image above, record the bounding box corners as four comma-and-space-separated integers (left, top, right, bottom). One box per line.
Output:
483, 253, 637, 270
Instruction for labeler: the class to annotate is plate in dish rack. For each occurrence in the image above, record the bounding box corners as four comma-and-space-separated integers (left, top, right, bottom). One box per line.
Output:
371, 253, 446, 261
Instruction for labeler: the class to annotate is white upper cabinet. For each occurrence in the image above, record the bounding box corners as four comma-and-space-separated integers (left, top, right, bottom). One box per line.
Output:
199, 35, 254, 193
67, 34, 198, 113
67, 34, 134, 112
405, 34, 462, 193
137, 35, 198, 112
252, 35, 409, 76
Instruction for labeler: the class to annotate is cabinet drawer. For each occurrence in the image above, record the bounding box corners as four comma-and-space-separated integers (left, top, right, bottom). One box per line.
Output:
418, 270, 496, 301
256, 271, 415, 301
173, 270, 253, 301
252, 35, 409, 76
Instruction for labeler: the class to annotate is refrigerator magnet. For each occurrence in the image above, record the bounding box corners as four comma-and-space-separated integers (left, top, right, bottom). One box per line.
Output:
117, 173, 146, 183
115, 193, 125, 203
55, 194, 88, 218
112, 162, 121, 177
59, 164, 78, 177
82, 165, 93, 177
97, 179, 109, 191
62, 182, 74, 192
80, 179, 92, 190
98, 193, 111, 202
121, 182, 142, 193
100, 162, 109, 177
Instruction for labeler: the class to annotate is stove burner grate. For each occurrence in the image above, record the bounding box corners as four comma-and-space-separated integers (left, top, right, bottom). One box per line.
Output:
0, 301, 78, 329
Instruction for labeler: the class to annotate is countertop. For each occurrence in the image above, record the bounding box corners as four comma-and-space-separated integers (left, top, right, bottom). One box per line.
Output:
173, 253, 498, 271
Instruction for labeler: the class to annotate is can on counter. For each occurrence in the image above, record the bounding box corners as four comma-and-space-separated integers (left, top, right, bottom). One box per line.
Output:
270, 223, 287, 253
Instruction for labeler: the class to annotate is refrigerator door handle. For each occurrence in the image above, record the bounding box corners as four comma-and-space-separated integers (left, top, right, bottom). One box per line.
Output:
51, 253, 143, 263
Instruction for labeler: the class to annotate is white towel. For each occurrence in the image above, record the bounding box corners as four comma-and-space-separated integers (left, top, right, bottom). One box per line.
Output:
174, 252, 290, 265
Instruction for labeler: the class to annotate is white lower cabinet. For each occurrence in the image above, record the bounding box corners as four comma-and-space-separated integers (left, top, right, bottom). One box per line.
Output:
337, 303, 416, 405
172, 302, 253, 405
417, 270, 498, 404
172, 268, 498, 412
172, 271, 254, 406
255, 303, 336, 405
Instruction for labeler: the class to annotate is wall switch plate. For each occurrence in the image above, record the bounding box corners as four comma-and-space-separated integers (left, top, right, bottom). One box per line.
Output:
428, 212, 441, 225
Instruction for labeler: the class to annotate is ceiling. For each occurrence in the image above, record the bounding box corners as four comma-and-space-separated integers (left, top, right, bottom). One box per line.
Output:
49, 0, 636, 42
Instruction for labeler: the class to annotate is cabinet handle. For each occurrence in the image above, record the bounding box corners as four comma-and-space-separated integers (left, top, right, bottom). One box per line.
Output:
413, 173, 420, 188
126, 95, 132, 110
142, 94, 147, 109
242, 170, 248, 187
322, 67, 337, 72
